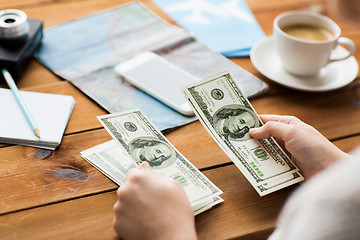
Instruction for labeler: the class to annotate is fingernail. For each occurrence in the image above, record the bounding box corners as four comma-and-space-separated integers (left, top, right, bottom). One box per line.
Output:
139, 161, 151, 169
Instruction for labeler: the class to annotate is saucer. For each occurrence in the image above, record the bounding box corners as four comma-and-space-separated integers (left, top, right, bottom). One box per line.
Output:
250, 36, 359, 92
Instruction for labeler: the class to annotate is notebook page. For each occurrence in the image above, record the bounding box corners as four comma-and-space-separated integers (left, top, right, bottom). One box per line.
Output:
0, 88, 75, 147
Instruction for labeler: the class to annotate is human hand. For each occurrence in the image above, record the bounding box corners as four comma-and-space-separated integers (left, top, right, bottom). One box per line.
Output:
113, 162, 197, 240
249, 115, 349, 179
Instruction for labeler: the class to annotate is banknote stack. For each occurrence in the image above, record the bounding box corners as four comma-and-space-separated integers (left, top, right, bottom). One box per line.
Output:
183, 72, 304, 196
81, 109, 223, 215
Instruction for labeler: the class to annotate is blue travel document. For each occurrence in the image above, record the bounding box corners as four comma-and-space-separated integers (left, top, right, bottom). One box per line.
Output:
151, 0, 266, 57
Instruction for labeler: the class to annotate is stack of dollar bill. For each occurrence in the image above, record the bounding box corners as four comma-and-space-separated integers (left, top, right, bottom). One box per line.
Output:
182, 72, 304, 196
81, 109, 223, 215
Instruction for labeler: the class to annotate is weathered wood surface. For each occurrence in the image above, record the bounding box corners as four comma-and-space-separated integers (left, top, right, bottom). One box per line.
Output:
0, 164, 295, 240
1, 126, 357, 217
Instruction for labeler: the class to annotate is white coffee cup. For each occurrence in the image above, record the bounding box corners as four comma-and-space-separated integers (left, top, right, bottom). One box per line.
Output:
273, 11, 355, 77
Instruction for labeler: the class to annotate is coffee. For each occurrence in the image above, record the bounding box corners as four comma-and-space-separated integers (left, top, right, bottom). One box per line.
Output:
274, 12, 355, 76
281, 24, 334, 41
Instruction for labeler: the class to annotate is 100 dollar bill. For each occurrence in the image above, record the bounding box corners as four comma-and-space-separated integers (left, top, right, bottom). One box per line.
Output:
80, 140, 222, 215
183, 72, 303, 196
97, 109, 222, 206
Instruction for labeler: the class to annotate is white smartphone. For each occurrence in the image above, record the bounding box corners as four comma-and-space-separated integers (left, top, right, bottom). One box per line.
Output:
114, 51, 198, 116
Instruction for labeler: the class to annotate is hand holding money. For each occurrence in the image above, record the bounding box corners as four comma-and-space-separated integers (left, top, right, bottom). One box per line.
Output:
93, 109, 223, 214
113, 162, 197, 240
183, 72, 304, 195
250, 115, 350, 179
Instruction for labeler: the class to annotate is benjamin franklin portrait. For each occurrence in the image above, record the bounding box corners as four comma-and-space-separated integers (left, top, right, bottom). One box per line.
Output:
129, 137, 176, 169
213, 104, 260, 141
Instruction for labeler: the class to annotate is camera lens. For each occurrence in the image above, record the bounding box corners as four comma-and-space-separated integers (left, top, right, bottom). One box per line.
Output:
0, 9, 30, 46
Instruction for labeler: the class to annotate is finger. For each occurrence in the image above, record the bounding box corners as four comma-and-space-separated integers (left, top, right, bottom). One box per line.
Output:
259, 115, 302, 125
249, 121, 294, 141
126, 167, 144, 183
139, 161, 151, 170
126, 164, 153, 184
126, 167, 139, 177
113, 215, 123, 237
113, 200, 120, 212
116, 186, 122, 196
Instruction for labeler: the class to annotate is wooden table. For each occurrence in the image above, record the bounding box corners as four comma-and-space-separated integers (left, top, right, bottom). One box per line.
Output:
1, 0, 359, 239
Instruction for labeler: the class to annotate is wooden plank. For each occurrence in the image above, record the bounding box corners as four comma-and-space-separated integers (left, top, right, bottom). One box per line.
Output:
0, 123, 231, 215
333, 135, 360, 153
0, 0, 50, 9
247, 0, 326, 12
2, 120, 355, 216
250, 82, 360, 140
168, 120, 360, 178
0, 129, 115, 215
1, 123, 356, 215
0, 164, 295, 240
196, 165, 294, 240
0, 130, 360, 239
1, 0, 325, 13
1, 134, 357, 239
166, 121, 231, 168
0, 191, 118, 240
0, 125, 226, 215
171, 128, 360, 171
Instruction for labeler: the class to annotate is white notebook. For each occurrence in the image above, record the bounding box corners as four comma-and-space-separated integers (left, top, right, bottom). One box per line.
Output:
0, 88, 75, 149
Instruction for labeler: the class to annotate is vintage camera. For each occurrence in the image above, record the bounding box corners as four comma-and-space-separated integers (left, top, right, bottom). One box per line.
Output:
0, 9, 43, 80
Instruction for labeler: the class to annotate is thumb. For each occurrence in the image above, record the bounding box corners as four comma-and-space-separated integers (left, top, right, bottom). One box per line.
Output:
249, 121, 293, 141
139, 161, 151, 170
